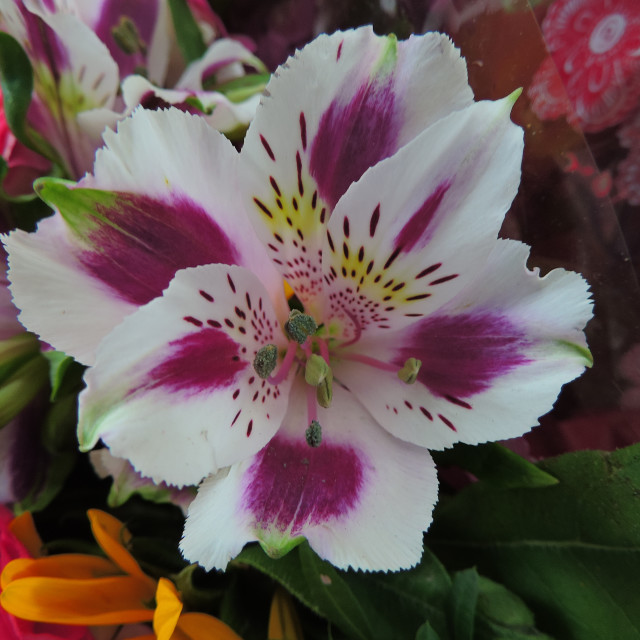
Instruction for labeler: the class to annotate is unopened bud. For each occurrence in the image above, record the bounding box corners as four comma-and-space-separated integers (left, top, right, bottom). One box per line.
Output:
285, 309, 317, 344
397, 357, 422, 384
305, 420, 322, 447
253, 344, 278, 379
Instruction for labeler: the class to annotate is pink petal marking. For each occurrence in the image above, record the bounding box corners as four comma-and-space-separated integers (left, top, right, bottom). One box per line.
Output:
309, 79, 399, 208
78, 192, 239, 306
243, 434, 367, 535
145, 328, 247, 395
396, 313, 532, 400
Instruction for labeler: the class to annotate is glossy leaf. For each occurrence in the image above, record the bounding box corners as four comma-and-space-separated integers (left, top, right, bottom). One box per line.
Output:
430, 444, 640, 640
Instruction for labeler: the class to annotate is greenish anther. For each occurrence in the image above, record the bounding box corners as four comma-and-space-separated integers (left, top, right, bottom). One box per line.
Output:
305, 420, 322, 447
111, 16, 147, 55
397, 357, 422, 384
316, 367, 333, 409
285, 309, 317, 344
253, 344, 278, 379
304, 354, 330, 386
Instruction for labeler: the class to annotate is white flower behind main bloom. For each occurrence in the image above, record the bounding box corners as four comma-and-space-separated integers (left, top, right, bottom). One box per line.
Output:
3, 27, 593, 571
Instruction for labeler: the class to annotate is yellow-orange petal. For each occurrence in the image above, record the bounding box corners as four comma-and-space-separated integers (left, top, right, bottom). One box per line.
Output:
175, 612, 243, 640
268, 588, 304, 640
1, 555, 119, 588
0, 574, 156, 625
9, 512, 43, 557
153, 578, 183, 640
88, 509, 153, 588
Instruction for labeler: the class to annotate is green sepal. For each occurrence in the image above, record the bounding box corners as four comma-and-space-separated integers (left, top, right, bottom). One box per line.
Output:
168, 0, 207, 63
44, 350, 84, 401
259, 534, 305, 560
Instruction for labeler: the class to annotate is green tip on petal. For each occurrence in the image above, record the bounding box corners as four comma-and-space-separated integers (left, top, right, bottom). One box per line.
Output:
507, 87, 523, 105
556, 340, 594, 367
258, 534, 305, 560
254, 344, 278, 379
285, 310, 317, 344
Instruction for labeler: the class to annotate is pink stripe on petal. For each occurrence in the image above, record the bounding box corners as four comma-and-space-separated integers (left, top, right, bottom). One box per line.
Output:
147, 328, 246, 395
309, 80, 399, 208
78, 192, 239, 306
394, 181, 451, 252
243, 435, 367, 535
397, 313, 531, 399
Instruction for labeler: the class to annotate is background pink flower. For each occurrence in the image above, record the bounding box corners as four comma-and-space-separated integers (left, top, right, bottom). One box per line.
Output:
540, 0, 640, 132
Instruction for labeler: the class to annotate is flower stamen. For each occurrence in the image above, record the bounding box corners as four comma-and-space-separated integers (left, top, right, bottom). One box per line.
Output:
305, 420, 322, 447
285, 309, 317, 344
265, 341, 298, 385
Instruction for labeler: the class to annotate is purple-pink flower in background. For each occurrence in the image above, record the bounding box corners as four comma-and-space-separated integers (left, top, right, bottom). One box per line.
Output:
4, 27, 593, 571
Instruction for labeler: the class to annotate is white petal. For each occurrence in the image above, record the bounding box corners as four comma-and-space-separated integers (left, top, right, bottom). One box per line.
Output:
240, 27, 473, 312
340, 239, 593, 449
79, 264, 292, 486
181, 378, 438, 571
321, 95, 524, 343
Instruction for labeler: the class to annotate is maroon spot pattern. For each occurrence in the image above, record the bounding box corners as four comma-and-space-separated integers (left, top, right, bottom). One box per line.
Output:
146, 328, 246, 395
243, 435, 366, 535
309, 80, 399, 208
78, 192, 239, 306
396, 313, 531, 399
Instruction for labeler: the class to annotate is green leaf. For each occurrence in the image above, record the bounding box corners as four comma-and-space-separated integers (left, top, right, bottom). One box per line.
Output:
237, 543, 453, 640
433, 442, 559, 489
237, 543, 373, 640
475, 576, 554, 639
447, 568, 478, 640
416, 622, 442, 640
0, 33, 34, 146
168, 0, 206, 63
44, 350, 84, 401
214, 73, 270, 102
430, 444, 640, 640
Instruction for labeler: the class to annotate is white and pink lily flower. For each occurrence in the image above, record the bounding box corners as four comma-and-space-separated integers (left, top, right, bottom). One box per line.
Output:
4, 28, 593, 571
0, 0, 264, 177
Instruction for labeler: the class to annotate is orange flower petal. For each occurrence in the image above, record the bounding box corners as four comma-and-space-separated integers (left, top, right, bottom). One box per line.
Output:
176, 612, 243, 640
88, 509, 153, 588
268, 588, 304, 640
1, 555, 119, 587
9, 512, 43, 557
0, 574, 156, 625
153, 578, 183, 640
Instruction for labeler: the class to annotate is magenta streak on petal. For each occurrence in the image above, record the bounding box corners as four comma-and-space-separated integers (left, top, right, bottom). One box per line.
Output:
19, 6, 69, 70
309, 79, 399, 208
394, 182, 451, 253
94, 0, 159, 78
396, 313, 531, 399
146, 328, 246, 395
243, 435, 366, 535
78, 192, 239, 306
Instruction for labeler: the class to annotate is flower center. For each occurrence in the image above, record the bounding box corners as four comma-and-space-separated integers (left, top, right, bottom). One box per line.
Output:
589, 14, 626, 54
253, 311, 422, 447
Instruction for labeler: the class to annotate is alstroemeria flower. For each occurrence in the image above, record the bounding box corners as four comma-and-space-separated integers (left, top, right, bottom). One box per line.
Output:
0, 0, 264, 177
4, 28, 593, 570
